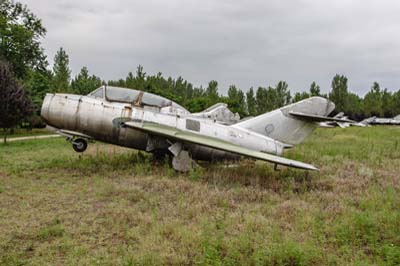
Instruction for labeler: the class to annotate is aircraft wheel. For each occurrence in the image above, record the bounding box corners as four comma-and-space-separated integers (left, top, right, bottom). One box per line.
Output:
72, 138, 88, 153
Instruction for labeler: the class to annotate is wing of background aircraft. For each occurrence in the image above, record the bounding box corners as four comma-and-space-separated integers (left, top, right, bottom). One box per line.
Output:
123, 121, 318, 171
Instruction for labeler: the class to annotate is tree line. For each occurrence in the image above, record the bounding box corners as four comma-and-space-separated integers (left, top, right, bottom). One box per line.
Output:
1, 0, 400, 142
90, 63, 400, 120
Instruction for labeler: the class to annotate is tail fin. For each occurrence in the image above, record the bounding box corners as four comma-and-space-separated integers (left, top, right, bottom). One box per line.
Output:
333, 112, 344, 119
232, 97, 335, 145
360, 116, 376, 125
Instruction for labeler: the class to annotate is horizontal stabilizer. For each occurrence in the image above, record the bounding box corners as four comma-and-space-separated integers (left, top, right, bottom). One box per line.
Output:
123, 121, 318, 171
289, 111, 355, 123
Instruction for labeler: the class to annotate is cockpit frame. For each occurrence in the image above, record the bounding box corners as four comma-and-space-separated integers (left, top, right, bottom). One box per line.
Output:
87, 86, 189, 113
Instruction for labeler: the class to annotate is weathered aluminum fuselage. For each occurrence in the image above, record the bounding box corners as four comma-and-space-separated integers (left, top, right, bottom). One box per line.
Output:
41, 93, 148, 150
41, 93, 244, 161
371, 117, 400, 125
41, 91, 288, 161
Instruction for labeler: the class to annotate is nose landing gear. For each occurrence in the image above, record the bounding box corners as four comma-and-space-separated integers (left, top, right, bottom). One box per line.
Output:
71, 138, 88, 153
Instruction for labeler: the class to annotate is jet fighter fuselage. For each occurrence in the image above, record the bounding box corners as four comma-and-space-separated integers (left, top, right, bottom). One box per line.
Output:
41, 86, 338, 171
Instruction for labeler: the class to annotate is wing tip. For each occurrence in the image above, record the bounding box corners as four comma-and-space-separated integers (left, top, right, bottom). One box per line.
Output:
292, 162, 319, 171
304, 164, 319, 171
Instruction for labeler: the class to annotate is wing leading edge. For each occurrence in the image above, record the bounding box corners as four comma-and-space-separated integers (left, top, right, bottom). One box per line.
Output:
123, 121, 319, 171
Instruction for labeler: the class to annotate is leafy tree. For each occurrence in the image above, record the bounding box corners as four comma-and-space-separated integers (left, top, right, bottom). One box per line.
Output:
329, 74, 348, 112
256, 86, 278, 114
52, 47, 71, 92
136, 65, 146, 82
187, 97, 209, 113
310, 82, 321, 96
71, 67, 102, 95
125, 71, 135, 88
0, 0, 47, 79
392, 90, 400, 116
237, 89, 247, 116
275, 81, 291, 107
226, 85, 247, 117
0, 61, 34, 143
363, 82, 383, 117
255, 87, 267, 114
134, 65, 146, 91
381, 88, 394, 117
345, 92, 363, 120
254, 83, 290, 115
292, 91, 310, 103
24, 68, 52, 114
330, 75, 348, 110
205, 80, 219, 105
108, 78, 126, 88
104, 64, 400, 120
246, 87, 256, 116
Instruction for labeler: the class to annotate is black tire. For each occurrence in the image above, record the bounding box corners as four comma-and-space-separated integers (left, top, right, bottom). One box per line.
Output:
72, 138, 88, 153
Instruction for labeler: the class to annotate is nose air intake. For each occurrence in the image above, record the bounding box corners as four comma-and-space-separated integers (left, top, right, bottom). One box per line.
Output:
40, 93, 83, 130
40, 93, 54, 123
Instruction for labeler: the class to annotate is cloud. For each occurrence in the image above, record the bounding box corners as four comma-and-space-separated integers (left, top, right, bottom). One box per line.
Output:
21, 0, 400, 94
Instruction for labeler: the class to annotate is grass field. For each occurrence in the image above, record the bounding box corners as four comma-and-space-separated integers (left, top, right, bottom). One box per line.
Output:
0, 127, 399, 266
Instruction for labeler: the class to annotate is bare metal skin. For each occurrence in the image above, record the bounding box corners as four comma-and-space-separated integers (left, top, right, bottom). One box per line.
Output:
41, 87, 238, 161
41, 86, 337, 171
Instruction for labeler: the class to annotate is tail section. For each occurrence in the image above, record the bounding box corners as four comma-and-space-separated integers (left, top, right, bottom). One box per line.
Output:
333, 112, 344, 119
232, 97, 335, 145
360, 116, 376, 125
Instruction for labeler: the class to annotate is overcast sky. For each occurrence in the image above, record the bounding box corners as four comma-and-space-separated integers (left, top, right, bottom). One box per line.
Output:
21, 0, 400, 95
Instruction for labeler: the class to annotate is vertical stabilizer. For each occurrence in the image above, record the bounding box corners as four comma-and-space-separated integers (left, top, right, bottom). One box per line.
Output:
232, 97, 335, 145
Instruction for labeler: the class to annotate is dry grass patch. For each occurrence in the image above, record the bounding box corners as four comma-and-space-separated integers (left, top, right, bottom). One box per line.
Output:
0, 127, 399, 265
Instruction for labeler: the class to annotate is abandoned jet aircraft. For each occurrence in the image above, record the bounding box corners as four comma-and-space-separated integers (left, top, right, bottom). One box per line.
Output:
368, 115, 400, 125
319, 112, 353, 128
319, 112, 370, 128
41, 86, 344, 171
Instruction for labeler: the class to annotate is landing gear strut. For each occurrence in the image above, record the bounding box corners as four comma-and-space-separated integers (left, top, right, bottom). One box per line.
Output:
168, 142, 198, 172
72, 138, 88, 153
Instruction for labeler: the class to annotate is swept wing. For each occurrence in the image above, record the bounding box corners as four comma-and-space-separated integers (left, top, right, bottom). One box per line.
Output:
123, 121, 318, 171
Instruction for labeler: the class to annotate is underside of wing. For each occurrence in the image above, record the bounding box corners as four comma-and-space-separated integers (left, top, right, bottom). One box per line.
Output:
289, 111, 355, 123
123, 121, 318, 171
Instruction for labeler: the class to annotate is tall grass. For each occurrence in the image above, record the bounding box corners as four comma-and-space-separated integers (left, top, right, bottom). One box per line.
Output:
0, 126, 399, 265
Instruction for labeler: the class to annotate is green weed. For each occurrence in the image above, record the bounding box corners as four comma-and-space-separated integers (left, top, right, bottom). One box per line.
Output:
0, 127, 399, 265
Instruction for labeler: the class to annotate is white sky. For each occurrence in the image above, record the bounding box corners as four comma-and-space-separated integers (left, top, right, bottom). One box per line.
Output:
21, 0, 400, 95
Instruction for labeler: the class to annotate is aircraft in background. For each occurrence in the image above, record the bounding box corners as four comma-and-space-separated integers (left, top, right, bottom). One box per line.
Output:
319, 112, 353, 128
41, 86, 347, 172
319, 113, 373, 128
368, 115, 400, 125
